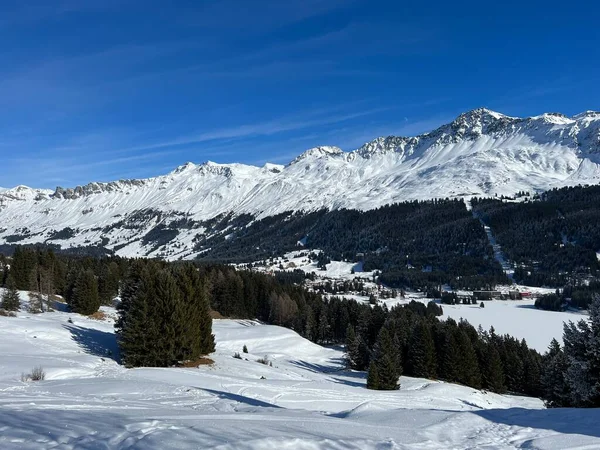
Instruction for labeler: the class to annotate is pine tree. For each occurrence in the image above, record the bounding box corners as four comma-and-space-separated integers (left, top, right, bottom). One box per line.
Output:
371, 327, 400, 390
98, 261, 120, 306
366, 362, 380, 390
441, 331, 460, 382
456, 330, 481, 388
116, 262, 157, 367
541, 339, 570, 407
483, 345, 505, 393
345, 325, 360, 369
562, 295, 600, 406
345, 324, 370, 371
407, 321, 436, 378
1, 277, 20, 311
68, 269, 100, 315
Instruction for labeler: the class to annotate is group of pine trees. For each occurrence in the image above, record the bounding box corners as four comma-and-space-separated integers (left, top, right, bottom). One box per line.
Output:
541, 295, 600, 407
116, 260, 214, 367
346, 301, 542, 396
0, 247, 123, 314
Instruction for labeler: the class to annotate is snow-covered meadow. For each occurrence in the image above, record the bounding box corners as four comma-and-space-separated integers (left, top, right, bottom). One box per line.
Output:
1, 297, 600, 449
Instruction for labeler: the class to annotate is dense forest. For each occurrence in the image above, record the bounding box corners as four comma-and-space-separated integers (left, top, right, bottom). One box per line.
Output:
5, 245, 599, 405
473, 185, 600, 289
194, 199, 509, 291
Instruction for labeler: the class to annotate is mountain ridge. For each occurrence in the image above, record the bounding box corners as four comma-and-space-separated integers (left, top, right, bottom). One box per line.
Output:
1, 107, 599, 259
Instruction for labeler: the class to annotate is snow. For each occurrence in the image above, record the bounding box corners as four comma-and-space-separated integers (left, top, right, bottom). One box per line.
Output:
1, 296, 599, 449
1, 109, 599, 258
439, 299, 586, 352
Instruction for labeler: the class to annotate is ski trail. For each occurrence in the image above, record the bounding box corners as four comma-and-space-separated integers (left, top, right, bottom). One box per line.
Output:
471, 202, 515, 284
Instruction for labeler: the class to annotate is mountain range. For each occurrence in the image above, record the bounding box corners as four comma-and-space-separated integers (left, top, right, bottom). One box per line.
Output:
1, 107, 599, 259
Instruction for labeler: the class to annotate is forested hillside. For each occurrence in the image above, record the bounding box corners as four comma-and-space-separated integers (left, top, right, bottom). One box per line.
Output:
473, 185, 600, 288
196, 199, 509, 291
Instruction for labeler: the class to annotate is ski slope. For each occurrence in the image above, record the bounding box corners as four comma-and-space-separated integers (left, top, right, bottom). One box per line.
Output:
1, 297, 600, 449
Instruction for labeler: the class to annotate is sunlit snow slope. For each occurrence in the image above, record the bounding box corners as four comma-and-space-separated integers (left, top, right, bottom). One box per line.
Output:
2, 296, 600, 449
1, 108, 599, 258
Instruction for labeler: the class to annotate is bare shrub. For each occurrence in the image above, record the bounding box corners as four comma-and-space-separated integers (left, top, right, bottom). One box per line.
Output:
233, 352, 242, 359
21, 366, 45, 382
256, 355, 270, 365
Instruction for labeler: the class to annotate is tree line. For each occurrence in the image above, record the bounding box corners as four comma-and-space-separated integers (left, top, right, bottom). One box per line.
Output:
2, 246, 599, 407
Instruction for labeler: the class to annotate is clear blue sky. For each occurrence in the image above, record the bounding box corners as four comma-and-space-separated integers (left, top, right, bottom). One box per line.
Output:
1, 0, 598, 188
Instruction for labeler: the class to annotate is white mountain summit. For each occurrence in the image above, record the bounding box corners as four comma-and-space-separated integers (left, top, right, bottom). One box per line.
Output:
1, 108, 599, 258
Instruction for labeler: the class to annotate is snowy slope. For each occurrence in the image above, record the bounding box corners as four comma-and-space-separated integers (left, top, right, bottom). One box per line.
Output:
2, 299, 600, 449
1, 108, 600, 258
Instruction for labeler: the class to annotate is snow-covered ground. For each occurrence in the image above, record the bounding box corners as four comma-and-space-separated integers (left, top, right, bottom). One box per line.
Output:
251, 250, 376, 281
378, 292, 583, 352
1, 298, 600, 449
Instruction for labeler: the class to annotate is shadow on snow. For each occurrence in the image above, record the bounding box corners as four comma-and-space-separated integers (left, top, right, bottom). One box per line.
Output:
473, 407, 600, 440
63, 324, 120, 363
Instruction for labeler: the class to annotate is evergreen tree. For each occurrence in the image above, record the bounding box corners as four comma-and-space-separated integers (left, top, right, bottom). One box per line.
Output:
1, 277, 20, 311
68, 269, 100, 315
407, 321, 436, 378
116, 262, 158, 367
345, 324, 370, 370
541, 339, 570, 407
456, 329, 481, 388
440, 331, 460, 382
483, 345, 505, 393
562, 295, 600, 406
366, 362, 380, 390
98, 261, 120, 305
345, 325, 359, 369
370, 327, 401, 390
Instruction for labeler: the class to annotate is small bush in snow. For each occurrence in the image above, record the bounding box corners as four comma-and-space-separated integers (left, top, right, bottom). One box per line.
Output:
256, 356, 270, 366
243, 345, 248, 353
0, 309, 16, 317
233, 352, 242, 359
21, 366, 45, 382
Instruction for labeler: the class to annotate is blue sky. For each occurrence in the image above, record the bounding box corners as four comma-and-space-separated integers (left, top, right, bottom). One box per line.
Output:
1, 0, 599, 188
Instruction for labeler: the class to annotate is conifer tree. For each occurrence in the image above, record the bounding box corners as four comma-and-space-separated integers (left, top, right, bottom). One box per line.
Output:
441, 331, 460, 382
116, 262, 158, 367
370, 327, 401, 390
541, 339, 570, 407
366, 362, 380, 390
68, 269, 100, 315
407, 321, 436, 378
1, 276, 20, 311
456, 330, 481, 388
562, 295, 600, 406
483, 345, 505, 393
345, 325, 359, 368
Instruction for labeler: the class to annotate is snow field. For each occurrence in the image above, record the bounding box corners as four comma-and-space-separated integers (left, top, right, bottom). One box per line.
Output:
1, 299, 600, 448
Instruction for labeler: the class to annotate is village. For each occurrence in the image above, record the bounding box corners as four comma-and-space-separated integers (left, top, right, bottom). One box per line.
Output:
242, 249, 544, 308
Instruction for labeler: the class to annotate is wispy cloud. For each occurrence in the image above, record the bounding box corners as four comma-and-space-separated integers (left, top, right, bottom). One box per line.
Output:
104, 105, 394, 155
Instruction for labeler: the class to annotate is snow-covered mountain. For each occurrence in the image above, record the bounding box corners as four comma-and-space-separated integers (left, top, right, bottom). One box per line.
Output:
1, 108, 599, 258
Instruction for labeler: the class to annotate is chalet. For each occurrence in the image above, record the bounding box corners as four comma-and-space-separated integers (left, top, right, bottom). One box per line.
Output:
473, 290, 501, 300
509, 291, 522, 300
